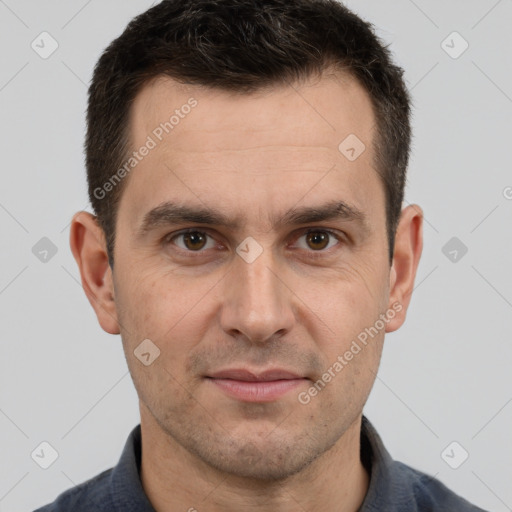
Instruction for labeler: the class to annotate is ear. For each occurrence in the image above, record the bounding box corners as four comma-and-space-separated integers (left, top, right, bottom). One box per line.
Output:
69, 211, 120, 335
385, 204, 423, 333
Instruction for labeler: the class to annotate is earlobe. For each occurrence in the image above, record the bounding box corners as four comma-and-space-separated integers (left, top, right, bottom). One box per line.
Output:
385, 204, 423, 333
69, 211, 120, 335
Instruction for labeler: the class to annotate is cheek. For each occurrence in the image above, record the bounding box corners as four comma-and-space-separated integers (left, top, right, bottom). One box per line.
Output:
115, 266, 219, 353
314, 263, 388, 388
115, 270, 212, 413
304, 263, 388, 347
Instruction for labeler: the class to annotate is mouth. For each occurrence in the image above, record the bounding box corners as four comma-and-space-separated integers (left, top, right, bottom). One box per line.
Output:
205, 368, 308, 402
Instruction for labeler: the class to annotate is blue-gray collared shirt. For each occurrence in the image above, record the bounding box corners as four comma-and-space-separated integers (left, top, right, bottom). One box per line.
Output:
33, 415, 489, 511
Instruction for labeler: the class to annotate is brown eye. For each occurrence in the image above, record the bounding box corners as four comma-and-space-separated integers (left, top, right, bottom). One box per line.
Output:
169, 230, 216, 252
305, 231, 330, 250
294, 229, 341, 253
183, 232, 207, 250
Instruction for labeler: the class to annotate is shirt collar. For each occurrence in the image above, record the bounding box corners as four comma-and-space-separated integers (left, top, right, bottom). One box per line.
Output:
110, 423, 156, 511
358, 415, 422, 511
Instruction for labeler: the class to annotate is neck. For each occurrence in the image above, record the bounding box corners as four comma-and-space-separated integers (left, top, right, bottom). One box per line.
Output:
139, 407, 370, 512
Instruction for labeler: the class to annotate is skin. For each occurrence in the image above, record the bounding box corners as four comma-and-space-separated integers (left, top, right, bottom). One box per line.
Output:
70, 71, 423, 511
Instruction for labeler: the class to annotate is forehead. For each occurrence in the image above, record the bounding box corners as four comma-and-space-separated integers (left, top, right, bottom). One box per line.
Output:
131, 71, 374, 147
119, 72, 381, 230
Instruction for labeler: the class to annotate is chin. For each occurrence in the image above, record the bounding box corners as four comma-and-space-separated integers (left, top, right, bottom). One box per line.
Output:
186, 430, 326, 481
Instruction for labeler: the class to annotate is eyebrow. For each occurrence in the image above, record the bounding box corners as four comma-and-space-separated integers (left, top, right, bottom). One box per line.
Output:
136, 199, 369, 238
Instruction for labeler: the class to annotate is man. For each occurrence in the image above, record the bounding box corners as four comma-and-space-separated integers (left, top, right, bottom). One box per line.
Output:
34, 0, 489, 510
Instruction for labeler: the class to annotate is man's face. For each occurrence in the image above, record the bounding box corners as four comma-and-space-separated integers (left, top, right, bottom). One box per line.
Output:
111, 72, 394, 479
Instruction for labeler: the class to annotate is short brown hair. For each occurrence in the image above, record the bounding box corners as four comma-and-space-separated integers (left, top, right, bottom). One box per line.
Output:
86, 0, 411, 267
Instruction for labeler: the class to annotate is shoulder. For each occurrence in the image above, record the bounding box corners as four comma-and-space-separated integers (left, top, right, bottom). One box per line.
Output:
32, 468, 114, 512
393, 460, 489, 512
32, 423, 147, 512
359, 416, 489, 512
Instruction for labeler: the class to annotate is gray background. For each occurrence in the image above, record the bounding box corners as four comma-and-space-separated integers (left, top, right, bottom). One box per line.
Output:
0, 1, 511, 511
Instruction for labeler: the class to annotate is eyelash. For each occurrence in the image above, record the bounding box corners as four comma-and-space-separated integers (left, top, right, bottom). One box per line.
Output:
163, 228, 344, 258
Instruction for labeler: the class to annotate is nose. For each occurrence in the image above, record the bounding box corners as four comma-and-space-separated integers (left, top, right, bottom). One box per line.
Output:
219, 243, 295, 344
